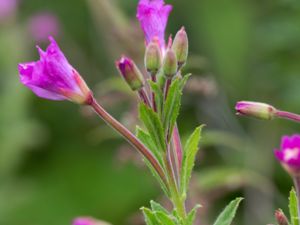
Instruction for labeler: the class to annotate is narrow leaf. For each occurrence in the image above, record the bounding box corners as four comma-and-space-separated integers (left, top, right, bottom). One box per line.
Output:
213, 198, 243, 225
136, 126, 163, 165
181, 125, 204, 195
142, 207, 161, 225
155, 211, 176, 225
185, 204, 201, 225
289, 188, 299, 225
163, 78, 182, 140
144, 159, 170, 197
139, 103, 166, 153
150, 200, 169, 214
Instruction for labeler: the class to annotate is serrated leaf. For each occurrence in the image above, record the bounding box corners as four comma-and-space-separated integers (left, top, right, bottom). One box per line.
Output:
289, 188, 299, 225
213, 198, 243, 225
180, 125, 203, 196
142, 207, 161, 225
185, 204, 201, 225
139, 103, 166, 153
155, 211, 177, 225
136, 127, 163, 165
144, 159, 170, 197
150, 200, 169, 214
163, 78, 182, 141
149, 80, 164, 118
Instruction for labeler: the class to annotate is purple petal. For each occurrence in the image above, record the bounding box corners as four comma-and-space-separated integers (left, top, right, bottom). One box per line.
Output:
137, 0, 172, 48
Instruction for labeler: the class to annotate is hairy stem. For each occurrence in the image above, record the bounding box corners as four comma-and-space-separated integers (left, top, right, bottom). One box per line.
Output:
138, 88, 151, 106
89, 97, 167, 186
151, 74, 157, 112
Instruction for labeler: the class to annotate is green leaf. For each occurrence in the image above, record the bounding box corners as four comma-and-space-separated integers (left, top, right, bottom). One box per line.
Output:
139, 103, 166, 153
162, 78, 182, 140
144, 159, 170, 197
149, 80, 164, 117
180, 125, 204, 196
142, 207, 161, 225
136, 126, 163, 165
155, 211, 177, 225
289, 188, 299, 225
213, 198, 243, 225
185, 204, 201, 225
150, 200, 169, 214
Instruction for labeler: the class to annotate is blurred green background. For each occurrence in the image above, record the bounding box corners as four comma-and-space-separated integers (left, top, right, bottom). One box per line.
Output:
1, 0, 300, 224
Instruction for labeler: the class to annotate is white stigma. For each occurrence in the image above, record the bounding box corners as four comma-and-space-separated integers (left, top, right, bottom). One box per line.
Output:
284, 148, 300, 161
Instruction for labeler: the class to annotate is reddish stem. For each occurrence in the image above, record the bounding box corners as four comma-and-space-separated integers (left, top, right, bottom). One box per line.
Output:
276, 110, 300, 123
138, 88, 151, 106
89, 97, 166, 185
172, 125, 183, 177
164, 78, 172, 100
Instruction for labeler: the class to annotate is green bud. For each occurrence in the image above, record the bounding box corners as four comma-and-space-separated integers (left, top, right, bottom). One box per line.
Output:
163, 48, 178, 78
145, 40, 162, 74
116, 56, 144, 91
172, 27, 189, 66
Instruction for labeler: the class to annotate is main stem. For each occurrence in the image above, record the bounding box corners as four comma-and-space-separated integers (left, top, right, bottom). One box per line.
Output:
276, 110, 300, 123
293, 176, 300, 217
89, 97, 167, 186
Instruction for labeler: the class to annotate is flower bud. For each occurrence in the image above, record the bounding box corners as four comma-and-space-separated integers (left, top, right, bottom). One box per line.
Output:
73, 217, 110, 225
172, 27, 188, 66
144, 38, 162, 74
163, 48, 178, 78
235, 101, 277, 120
275, 209, 289, 225
116, 56, 144, 91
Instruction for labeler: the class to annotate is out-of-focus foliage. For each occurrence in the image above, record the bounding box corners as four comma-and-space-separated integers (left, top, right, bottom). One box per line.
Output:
1, 0, 300, 225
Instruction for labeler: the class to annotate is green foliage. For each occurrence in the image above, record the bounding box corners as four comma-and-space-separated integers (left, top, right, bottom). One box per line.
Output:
289, 188, 299, 225
141, 206, 176, 225
149, 80, 164, 118
213, 198, 243, 225
162, 75, 190, 141
139, 103, 166, 153
180, 125, 204, 197
185, 205, 201, 225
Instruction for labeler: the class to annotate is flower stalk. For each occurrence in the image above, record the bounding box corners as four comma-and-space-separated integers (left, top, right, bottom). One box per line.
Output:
89, 97, 167, 186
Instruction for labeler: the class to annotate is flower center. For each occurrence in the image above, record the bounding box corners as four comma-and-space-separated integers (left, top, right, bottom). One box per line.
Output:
284, 148, 300, 161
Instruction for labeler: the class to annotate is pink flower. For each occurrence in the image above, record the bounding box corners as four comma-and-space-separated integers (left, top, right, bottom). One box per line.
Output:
136, 0, 172, 49
275, 135, 300, 175
235, 101, 276, 120
73, 217, 95, 225
18, 37, 91, 104
28, 12, 60, 42
0, 0, 18, 22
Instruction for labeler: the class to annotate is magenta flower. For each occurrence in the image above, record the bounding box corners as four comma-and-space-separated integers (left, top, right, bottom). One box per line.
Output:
73, 217, 95, 225
18, 37, 91, 104
0, 0, 18, 22
28, 12, 60, 42
275, 135, 300, 175
136, 0, 172, 49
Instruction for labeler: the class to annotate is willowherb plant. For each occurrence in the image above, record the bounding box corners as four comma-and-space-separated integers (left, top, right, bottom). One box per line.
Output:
18, 0, 243, 224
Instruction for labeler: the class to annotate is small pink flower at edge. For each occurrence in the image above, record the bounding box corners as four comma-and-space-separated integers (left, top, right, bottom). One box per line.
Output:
136, 0, 172, 49
18, 36, 91, 104
275, 134, 300, 176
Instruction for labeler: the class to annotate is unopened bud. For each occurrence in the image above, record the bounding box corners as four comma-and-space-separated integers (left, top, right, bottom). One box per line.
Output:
235, 101, 277, 120
172, 27, 188, 66
73, 217, 111, 225
116, 56, 144, 91
275, 209, 289, 225
145, 39, 162, 74
163, 48, 178, 78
